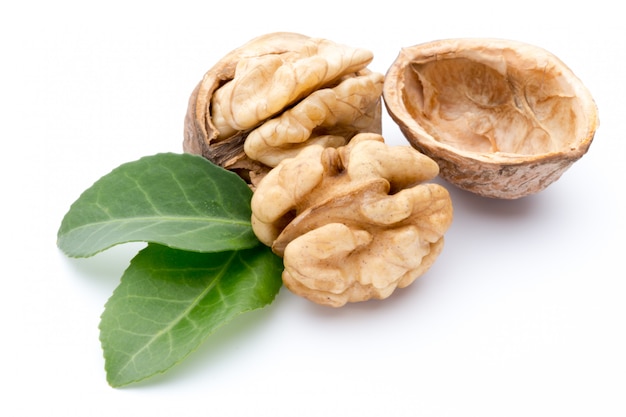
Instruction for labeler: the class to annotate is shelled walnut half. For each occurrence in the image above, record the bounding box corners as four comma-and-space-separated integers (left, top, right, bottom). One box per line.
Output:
184, 32, 383, 187
251, 133, 453, 307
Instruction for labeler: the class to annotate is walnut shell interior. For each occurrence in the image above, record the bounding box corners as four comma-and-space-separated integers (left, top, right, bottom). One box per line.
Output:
383, 38, 599, 199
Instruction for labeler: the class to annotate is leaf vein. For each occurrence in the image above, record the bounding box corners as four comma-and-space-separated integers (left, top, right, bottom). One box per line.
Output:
114, 251, 238, 378
123, 171, 165, 216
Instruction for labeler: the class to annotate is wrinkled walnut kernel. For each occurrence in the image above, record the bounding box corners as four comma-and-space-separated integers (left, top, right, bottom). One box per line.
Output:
184, 32, 383, 188
251, 133, 453, 307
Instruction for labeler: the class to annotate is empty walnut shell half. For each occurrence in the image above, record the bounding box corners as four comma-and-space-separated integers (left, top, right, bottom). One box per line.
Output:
383, 38, 599, 199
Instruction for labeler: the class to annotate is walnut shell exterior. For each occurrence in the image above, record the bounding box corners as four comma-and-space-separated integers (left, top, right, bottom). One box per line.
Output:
383, 38, 599, 199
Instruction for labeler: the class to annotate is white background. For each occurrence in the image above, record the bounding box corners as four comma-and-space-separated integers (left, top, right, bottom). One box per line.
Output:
2, 1, 624, 416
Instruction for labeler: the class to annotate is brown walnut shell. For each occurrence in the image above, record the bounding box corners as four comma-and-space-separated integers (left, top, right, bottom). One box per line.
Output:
383, 38, 599, 199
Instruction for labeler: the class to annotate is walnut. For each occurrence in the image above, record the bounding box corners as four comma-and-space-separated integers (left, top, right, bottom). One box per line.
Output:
383, 38, 599, 199
184, 32, 383, 187
251, 133, 453, 307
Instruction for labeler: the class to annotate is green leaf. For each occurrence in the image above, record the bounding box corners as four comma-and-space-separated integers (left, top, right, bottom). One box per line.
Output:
99, 243, 283, 388
57, 153, 257, 257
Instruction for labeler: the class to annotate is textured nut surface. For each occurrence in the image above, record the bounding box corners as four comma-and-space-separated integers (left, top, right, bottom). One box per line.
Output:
244, 71, 384, 167
251, 133, 453, 307
383, 38, 599, 199
184, 32, 383, 187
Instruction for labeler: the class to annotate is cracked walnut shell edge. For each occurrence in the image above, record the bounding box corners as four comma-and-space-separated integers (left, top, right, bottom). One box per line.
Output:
383, 38, 599, 199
